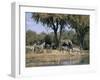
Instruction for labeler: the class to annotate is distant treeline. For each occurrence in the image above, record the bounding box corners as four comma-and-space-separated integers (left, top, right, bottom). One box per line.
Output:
26, 30, 89, 50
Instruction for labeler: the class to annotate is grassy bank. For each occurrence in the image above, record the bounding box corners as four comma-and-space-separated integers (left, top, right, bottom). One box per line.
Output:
26, 50, 89, 67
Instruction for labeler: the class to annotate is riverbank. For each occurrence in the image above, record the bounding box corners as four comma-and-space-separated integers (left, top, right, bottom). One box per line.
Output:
26, 50, 89, 67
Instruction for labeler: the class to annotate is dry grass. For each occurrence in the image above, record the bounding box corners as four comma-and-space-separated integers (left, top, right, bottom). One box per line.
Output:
26, 49, 89, 67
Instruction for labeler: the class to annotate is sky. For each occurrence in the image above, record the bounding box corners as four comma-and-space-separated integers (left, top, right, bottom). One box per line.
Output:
25, 12, 75, 34
25, 12, 53, 34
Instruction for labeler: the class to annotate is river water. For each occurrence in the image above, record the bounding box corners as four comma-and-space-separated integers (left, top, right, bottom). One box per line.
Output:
26, 55, 89, 67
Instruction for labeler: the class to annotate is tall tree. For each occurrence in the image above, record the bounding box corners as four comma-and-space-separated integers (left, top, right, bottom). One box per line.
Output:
32, 13, 68, 47
68, 15, 89, 49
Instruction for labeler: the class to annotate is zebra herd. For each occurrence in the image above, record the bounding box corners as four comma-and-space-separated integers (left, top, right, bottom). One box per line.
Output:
26, 39, 80, 54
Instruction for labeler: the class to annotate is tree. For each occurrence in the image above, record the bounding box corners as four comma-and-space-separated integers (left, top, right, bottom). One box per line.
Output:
32, 13, 68, 47
26, 30, 37, 45
31, 13, 89, 49
44, 35, 52, 44
68, 15, 89, 49
83, 32, 89, 50
26, 30, 47, 45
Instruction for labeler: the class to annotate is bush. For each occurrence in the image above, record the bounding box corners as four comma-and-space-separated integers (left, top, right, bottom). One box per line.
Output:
26, 48, 32, 53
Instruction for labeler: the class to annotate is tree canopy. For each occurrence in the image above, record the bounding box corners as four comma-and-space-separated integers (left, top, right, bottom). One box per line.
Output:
68, 15, 89, 49
32, 13, 68, 47
31, 13, 89, 50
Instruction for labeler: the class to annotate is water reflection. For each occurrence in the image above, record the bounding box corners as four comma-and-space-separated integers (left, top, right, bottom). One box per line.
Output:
26, 54, 89, 67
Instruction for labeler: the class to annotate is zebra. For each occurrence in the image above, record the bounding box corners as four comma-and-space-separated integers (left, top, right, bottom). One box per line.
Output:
34, 42, 45, 53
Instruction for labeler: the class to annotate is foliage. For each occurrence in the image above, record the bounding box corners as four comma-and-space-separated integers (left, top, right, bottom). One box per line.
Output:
32, 13, 68, 47
26, 30, 37, 45
29, 13, 89, 50
67, 15, 89, 49
44, 34, 52, 44
83, 32, 89, 50
26, 30, 46, 45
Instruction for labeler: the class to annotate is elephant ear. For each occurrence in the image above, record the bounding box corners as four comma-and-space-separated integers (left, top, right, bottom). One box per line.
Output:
68, 39, 72, 44
65, 39, 68, 44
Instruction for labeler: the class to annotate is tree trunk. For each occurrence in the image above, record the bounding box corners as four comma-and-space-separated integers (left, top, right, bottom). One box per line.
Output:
80, 38, 83, 50
52, 21, 59, 48
54, 30, 59, 47
79, 34, 85, 50
75, 28, 84, 50
59, 26, 63, 48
